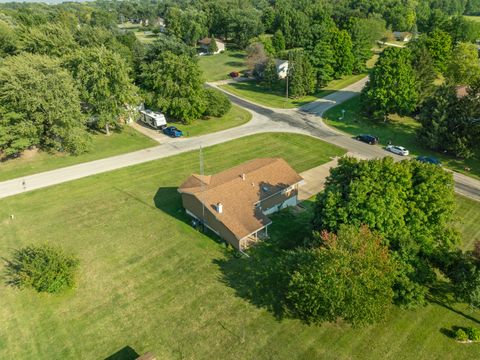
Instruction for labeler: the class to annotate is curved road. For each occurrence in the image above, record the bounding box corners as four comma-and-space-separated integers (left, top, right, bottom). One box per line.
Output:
0, 77, 478, 201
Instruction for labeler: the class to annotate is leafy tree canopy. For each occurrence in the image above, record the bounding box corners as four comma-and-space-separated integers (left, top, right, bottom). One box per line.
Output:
63, 46, 139, 134
312, 156, 459, 307
361, 47, 418, 119
0, 53, 90, 156
287, 225, 397, 327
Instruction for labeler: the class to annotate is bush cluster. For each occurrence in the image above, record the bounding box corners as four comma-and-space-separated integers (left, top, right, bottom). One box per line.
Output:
454, 327, 480, 342
203, 88, 231, 118
5, 244, 79, 294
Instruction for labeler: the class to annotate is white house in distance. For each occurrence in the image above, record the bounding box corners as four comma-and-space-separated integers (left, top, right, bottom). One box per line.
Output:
275, 59, 289, 79
198, 37, 225, 54
393, 31, 412, 42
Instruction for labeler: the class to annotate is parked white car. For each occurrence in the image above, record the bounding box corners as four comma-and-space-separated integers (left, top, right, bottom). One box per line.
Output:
386, 145, 409, 156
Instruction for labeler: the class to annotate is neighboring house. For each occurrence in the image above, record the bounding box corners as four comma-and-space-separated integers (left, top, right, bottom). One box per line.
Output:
456, 85, 469, 99
178, 158, 303, 251
393, 31, 412, 42
198, 37, 225, 54
276, 59, 289, 79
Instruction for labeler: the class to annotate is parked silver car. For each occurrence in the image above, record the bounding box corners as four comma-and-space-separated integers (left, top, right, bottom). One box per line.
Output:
386, 145, 409, 156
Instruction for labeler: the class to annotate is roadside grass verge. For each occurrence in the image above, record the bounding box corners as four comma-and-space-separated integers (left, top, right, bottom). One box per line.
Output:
0, 133, 477, 359
323, 96, 480, 179
0, 126, 157, 182
199, 51, 248, 82
171, 105, 252, 137
221, 73, 367, 109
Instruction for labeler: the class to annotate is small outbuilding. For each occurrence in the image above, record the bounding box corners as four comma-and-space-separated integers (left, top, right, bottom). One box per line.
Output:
198, 37, 225, 54
393, 31, 412, 42
275, 59, 289, 79
178, 158, 303, 250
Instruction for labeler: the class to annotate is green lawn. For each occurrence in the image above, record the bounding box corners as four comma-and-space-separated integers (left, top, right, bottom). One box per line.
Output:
0, 133, 478, 359
170, 105, 252, 137
0, 126, 157, 182
221, 73, 367, 109
0, 133, 347, 359
464, 15, 480, 22
323, 96, 480, 179
118, 22, 159, 44
199, 51, 248, 82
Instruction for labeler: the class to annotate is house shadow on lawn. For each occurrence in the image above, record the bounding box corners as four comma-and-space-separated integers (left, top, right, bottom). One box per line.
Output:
153, 187, 230, 248
104, 346, 139, 360
213, 206, 315, 320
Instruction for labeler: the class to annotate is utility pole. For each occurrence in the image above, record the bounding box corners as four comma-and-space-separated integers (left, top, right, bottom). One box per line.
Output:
199, 144, 206, 231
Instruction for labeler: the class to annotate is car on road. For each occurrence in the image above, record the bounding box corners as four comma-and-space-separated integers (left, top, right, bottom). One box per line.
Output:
355, 134, 379, 145
163, 126, 183, 138
229, 71, 240, 78
386, 145, 409, 156
416, 156, 442, 166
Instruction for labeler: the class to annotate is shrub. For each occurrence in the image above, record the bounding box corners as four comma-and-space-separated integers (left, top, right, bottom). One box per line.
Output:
5, 244, 79, 294
466, 326, 480, 341
203, 88, 231, 117
454, 328, 469, 341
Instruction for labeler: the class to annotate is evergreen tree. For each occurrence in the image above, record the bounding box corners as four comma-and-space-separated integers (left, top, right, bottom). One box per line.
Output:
263, 57, 279, 89
208, 37, 218, 54
272, 30, 286, 53
288, 50, 315, 98
331, 29, 355, 78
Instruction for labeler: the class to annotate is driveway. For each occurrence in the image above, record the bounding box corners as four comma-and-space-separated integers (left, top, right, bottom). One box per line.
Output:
0, 77, 479, 201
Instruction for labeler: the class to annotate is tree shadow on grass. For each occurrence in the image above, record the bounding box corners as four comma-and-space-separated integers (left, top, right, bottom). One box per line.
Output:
428, 281, 480, 325
213, 207, 312, 320
225, 61, 245, 67
104, 346, 139, 360
214, 243, 290, 320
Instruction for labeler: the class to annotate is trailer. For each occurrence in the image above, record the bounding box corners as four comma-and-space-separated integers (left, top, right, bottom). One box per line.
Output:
139, 110, 167, 130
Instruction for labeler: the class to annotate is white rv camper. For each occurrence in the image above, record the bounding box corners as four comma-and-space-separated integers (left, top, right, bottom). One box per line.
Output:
139, 110, 167, 130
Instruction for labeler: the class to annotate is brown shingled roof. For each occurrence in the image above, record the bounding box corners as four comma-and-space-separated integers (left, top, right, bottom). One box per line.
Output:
179, 158, 303, 240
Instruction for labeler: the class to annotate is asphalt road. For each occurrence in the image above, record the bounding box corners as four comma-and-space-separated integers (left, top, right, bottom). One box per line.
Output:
0, 77, 478, 201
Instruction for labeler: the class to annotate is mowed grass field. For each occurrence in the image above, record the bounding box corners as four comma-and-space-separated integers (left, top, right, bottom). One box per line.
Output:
198, 51, 248, 82
324, 96, 480, 179
0, 133, 479, 359
0, 126, 157, 182
221, 73, 367, 109
172, 105, 252, 137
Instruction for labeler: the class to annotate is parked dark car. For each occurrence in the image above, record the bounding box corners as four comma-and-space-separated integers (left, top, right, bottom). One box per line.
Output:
416, 156, 442, 166
355, 134, 379, 145
229, 71, 240, 78
163, 126, 183, 138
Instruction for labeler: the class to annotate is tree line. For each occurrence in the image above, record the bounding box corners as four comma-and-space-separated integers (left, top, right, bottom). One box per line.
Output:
0, 2, 231, 159
361, 20, 480, 159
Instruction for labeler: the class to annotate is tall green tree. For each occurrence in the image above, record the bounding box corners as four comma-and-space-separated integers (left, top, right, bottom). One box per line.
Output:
424, 29, 452, 74
287, 225, 397, 327
288, 49, 315, 98
272, 30, 286, 53
446, 42, 480, 86
64, 47, 138, 135
348, 17, 387, 73
141, 51, 206, 123
0, 53, 89, 156
418, 80, 480, 158
409, 39, 437, 104
0, 19, 18, 58
331, 29, 355, 78
263, 57, 279, 89
361, 47, 418, 120
312, 156, 459, 307
21, 23, 78, 57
